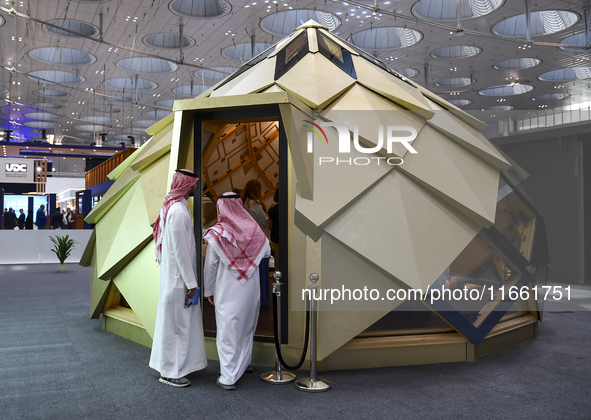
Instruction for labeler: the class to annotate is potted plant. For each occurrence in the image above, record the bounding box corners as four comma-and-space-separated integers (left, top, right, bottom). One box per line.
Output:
50, 235, 77, 272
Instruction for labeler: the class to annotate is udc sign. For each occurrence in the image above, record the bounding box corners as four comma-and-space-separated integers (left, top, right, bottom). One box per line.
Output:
0, 158, 34, 183
303, 121, 417, 166
5, 163, 28, 173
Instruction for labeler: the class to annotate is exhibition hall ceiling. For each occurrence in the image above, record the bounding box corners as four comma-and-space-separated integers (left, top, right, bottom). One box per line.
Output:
0, 0, 589, 145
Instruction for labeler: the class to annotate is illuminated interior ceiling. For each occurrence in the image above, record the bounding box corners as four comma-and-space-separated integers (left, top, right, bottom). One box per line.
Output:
1, 0, 591, 144
33, 102, 63, 109
202, 121, 279, 211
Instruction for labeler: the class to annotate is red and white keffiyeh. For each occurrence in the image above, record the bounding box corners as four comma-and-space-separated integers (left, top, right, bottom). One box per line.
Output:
204, 192, 267, 282
153, 169, 199, 265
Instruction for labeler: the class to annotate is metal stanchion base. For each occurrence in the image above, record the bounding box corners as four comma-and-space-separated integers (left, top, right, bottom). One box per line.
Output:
260, 371, 296, 384
294, 378, 332, 392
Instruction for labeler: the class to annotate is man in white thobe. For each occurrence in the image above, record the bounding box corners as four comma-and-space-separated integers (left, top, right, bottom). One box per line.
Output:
203, 192, 271, 390
149, 169, 207, 387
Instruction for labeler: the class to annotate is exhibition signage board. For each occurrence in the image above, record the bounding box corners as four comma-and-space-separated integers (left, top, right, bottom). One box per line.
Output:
0, 158, 35, 183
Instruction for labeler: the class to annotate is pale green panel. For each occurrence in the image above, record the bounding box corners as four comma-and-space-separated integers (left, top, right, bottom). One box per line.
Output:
108, 142, 149, 180
90, 244, 111, 319
113, 242, 160, 338
85, 171, 140, 225
130, 131, 172, 173
79, 228, 96, 267
399, 124, 500, 227
280, 104, 314, 200
318, 233, 405, 359
427, 111, 510, 171
325, 171, 480, 291
140, 153, 171, 226
295, 122, 393, 228
99, 179, 153, 280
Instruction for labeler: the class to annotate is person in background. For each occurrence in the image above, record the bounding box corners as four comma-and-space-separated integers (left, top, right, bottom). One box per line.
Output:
203, 192, 271, 390
2, 208, 6, 229
62, 210, 68, 229
267, 188, 279, 271
52, 209, 63, 229
241, 179, 271, 308
17, 209, 25, 230
4, 208, 17, 230
67, 208, 75, 229
35, 204, 47, 229
25, 210, 33, 230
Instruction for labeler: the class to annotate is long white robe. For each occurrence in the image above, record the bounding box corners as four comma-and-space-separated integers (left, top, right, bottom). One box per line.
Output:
204, 239, 271, 385
149, 199, 207, 378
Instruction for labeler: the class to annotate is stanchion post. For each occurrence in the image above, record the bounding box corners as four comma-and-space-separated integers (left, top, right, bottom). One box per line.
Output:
295, 273, 332, 392
261, 271, 296, 384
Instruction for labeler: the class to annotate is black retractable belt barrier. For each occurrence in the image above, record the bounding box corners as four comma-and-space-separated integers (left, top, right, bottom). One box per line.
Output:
261, 271, 310, 384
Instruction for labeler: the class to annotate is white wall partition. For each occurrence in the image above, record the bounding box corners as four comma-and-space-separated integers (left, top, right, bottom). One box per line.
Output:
0, 229, 92, 264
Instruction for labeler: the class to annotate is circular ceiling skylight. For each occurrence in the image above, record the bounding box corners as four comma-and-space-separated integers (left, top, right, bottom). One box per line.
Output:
494, 58, 542, 70
29, 47, 97, 66
25, 121, 61, 128
116, 57, 179, 74
25, 112, 63, 120
156, 99, 175, 108
222, 43, 273, 62
560, 33, 590, 52
349, 27, 423, 50
143, 33, 196, 49
82, 116, 118, 124
0, 15, 5, 28
43, 19, 100, 37
34, 89, 69, 98
431, 45, 482, 59
448, 99, 472, 106
413, 0, 503, 21
143, 110, 172, 119
531, 93, 570, 101
105, 94, 133, 102
261, 10, 341, 36
33, 103, 63, 109
0, 85, 8, 94
94, 107, 122, 113
539, 67, 591, 82
392, 68, 420, 78
104, 78, 158, 90
479, 84, 534, 96
194, 66, 238, 81
435, 77, 474, 87
132, 120, 157, 128
493, 10, 579, 38
173, 85, 210, 96
483, 105, 514, 110
75, 125, 110, 131
168, 0, 232, 19
0, 99, 8, 107
28, 70, 85, 85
